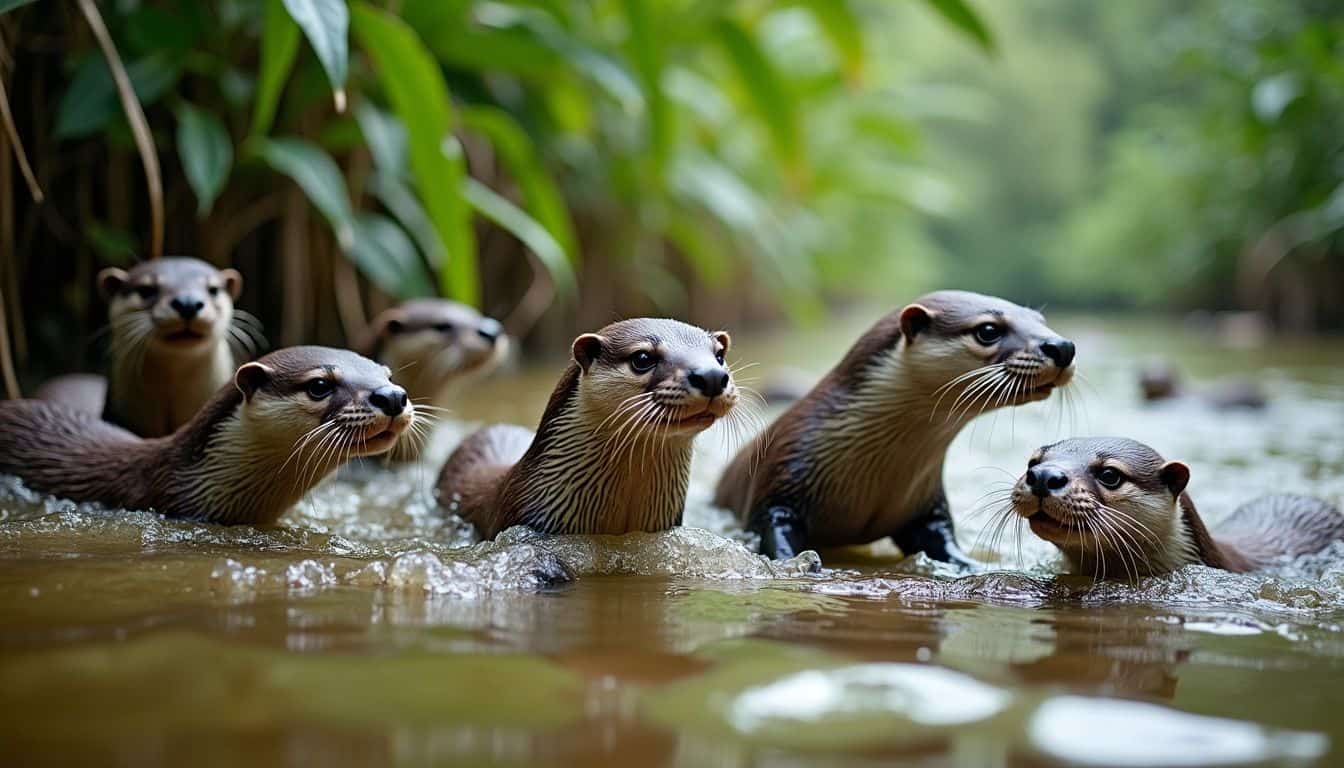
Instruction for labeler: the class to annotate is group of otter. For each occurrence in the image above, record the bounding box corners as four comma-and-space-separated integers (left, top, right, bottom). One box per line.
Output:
2, 258, 1340, 582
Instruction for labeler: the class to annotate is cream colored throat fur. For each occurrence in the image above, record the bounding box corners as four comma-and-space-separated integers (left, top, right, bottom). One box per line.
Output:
798, 354, 974, 545
108, 340, 236, 437
506, 398, 695, 535
1054, 495, 1199, 578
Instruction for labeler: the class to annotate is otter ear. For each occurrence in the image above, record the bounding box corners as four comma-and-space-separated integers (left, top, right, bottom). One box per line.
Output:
357, 309, 407, 355
98, 268, 129, 299
1158, 461, 1190, 497
572, 334, 604, 373
234, 362, 274, 401
220, 268, 244, 300
713, 331, 731, 354
898, 304, 934, 343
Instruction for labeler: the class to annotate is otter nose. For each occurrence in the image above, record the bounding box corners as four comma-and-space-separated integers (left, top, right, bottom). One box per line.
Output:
170, 295, 205, 320
1041, 339, 1075, 368
477, 317, 502, 343
368, 385, 408, 417
688, 367, 730, 398
1026, 466, 1070, 498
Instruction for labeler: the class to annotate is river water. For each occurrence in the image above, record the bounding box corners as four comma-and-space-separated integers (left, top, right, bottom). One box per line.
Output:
2, 312, 1342, 767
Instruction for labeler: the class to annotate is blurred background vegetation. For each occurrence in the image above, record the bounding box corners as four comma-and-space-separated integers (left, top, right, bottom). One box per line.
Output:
0, 0, 1341, 387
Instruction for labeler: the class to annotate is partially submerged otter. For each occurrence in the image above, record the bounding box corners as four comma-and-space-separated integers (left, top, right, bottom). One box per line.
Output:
37, 258, 260, 437
363, 299, 507, 408
437, 318, 737, 539
715, 291, 1075, 564
0, 347, 413, 525
1012, 437, 1344, 578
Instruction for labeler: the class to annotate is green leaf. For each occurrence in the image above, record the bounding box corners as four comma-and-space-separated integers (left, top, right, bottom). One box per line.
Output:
352, 1, 477, 304
55, 55, 181, 139
715, 19, 802, 174
0, 0, 37, 14
353, 102, 408, 178
348, 212, 435, 299
923, 0, 994, 52
621, 0, 672, 181
253, 136, 354, 249
281, 0, 349, 110
463, 179, 575, 299
794, 0, 865, 83
460, 105, 578, 263
175, 103, 234, 217
251, 0, 301, 136
369, 173, 445, 268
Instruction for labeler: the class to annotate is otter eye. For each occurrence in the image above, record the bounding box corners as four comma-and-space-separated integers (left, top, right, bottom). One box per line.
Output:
434, 322, 455, 333
715, 350, 725, 365
972, 323, 1003, 345
133, 285, 159, 301
305, 378, 336, 400
1096, 467, 1124, 489
629, 350, 657, 374
207, 285, 221, 297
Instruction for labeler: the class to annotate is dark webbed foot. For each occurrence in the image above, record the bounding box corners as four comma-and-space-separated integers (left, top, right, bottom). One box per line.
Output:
749, 504, 810, 561
891, 491, 985, 572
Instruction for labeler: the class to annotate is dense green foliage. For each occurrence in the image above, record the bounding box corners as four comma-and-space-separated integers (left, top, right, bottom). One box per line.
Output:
895, 0, 1344, 327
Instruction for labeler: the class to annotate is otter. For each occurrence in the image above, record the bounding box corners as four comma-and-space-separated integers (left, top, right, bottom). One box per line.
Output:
1012, 437, 1344, 578
0, 347, 413, 525
714, 291, 1075, 565
37, 258, 260, 437
1138, 362, 1266, 410
362, 299, 508, 408
436, 318, 737, 539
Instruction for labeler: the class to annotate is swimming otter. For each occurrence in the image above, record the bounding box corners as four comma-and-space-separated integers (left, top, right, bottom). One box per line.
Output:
714, 291, 1075, 565
37, 258, 261, 437
1012, 437, 1344, 578
0, 347, 413, 525
436, 318, 737, 539
362, 299, 508, 408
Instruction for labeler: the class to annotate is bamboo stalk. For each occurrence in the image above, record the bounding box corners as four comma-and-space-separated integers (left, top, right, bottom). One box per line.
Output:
0, 45, 42, 204
77, 0, 162, 259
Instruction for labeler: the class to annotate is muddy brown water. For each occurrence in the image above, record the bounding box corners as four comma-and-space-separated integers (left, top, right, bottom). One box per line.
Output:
2, 313, 1343, 767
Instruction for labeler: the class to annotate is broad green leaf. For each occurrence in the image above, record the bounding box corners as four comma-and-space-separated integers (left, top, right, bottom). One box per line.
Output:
621, 0, 671, 180
281, 0, 349, 110
253, 136, 354, 249
715, 19, 802, 174
175, 103, 234, 217
923, 0, 994, 52
369, 173, 445, 268
353, 102, 408, 179
460, 105, 577, 263
794, 0, 864, 83
349, 212, 435, 299
0, 0, 37, 14
464, 179, 575, 298
55, 55, 180, 139
352, 1, 477, 303
251, 0, 301, 136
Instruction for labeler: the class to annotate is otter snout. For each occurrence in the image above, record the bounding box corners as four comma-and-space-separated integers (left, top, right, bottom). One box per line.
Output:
1026, 465, 1070, 498
368, 385, 409, 417
1040, 338, 1075, 369
170, 294, 206, 320
688, 367, 730, 398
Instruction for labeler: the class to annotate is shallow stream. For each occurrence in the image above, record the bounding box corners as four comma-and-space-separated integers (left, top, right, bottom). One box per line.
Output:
2, 313, 1343, 767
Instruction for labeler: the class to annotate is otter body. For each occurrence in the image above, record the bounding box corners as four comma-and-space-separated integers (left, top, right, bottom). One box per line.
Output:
715, 291, 1075, 565
38, 258, 259, 438
437, 319, 737, 540
1013, 437, 1344, 577
1, 347, 412, 525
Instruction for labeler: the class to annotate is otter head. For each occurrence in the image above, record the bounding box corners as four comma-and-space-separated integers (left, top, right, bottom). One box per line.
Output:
571, 318, 737, 438
99, 258, 243, 355
1138, 362, 1180, 402
365, 299, 507, 403
896, 291, 1075, 417
1011, 437, 1189, 574
233, 346, 415, 461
